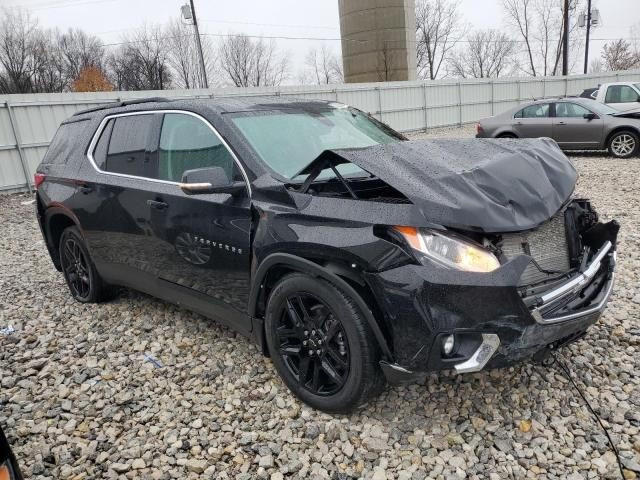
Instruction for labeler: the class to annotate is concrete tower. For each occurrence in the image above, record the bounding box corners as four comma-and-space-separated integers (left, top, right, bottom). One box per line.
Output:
338, 0, 418, 83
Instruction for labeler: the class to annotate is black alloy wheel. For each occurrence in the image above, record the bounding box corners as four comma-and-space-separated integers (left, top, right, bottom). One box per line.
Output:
61, 236, 91, 300
265, 273, 385, 413
59, 226, 114, 303
276, 293, 350, 396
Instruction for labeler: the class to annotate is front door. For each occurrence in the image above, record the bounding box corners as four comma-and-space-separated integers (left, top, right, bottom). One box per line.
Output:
552, 102, 603, 149
142, 112, 252, 324
512, 103, 552, 138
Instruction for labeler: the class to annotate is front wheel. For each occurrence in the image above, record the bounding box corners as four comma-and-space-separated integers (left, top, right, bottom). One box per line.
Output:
59, 226, 115, 303
265, 273, 385, 413
608, 130, 639, 158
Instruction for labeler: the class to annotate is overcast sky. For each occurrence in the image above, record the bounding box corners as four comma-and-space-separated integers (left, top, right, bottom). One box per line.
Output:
6, 0, 640, 82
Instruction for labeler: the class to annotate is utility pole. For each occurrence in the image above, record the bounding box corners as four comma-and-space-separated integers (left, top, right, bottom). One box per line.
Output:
562, 0, 569, 76
583, 0, 592, 73
186, 0, 209, 89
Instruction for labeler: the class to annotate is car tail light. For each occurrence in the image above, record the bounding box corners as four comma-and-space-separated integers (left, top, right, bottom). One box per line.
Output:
475, 123, 483, 135
34, 173, 46, 190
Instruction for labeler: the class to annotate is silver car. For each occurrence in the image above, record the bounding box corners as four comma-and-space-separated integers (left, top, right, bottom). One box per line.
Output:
476, 97, 640, 158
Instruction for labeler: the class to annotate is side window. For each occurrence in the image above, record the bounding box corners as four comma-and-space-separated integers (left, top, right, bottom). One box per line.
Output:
42, 119, 90, 165
555, 103, 591, 118
155, 113, 241, 183
605, 85, 640, 103
103, 115, 154, 176
92, 119, 114, 170
515, 104, 550, 119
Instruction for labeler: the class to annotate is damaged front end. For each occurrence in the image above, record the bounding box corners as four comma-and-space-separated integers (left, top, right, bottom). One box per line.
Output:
283, 139, 618, 383
368, 200, 618, 384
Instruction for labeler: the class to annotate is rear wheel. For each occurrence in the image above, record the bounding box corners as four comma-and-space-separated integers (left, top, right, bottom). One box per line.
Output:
59, 226, 115, 303
608, 130, 639, 158
497, 133, 517, 139
265, 273, 384, 413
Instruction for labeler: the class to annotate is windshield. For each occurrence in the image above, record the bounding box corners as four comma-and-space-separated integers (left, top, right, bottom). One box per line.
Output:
587, 101, 618, 115
231, 107, 402, 179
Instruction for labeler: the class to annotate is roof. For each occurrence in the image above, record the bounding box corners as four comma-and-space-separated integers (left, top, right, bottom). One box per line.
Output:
73, 95, 337, 118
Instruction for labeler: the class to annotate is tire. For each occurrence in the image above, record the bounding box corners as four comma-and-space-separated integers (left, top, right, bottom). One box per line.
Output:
59, 226, 115, 303
608, 130, 639, 159
497, 133, 517, 139
265, 273, 385, 413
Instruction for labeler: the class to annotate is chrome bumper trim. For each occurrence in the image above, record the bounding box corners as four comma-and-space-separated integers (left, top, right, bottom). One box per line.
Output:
454, 333, 500, 374
531, 241, 615, 325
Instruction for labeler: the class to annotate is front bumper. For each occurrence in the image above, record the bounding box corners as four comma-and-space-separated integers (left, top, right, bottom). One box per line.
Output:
366, 238, 616, 383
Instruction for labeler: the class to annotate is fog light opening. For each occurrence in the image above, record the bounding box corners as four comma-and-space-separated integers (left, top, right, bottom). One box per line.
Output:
442, 334, 455, 357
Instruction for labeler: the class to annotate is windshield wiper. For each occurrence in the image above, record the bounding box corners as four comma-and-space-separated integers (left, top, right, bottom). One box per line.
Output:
294, 151, 359, 199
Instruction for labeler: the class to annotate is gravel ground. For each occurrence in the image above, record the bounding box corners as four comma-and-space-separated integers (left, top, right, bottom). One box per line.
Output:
1, 126, 639, 479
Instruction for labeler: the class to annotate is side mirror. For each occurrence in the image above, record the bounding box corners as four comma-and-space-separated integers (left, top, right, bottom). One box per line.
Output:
583, 112, 598, 120
179, 167, 245, 196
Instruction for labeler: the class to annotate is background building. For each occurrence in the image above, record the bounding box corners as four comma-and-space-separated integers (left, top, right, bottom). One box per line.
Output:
338, 0, 418, 83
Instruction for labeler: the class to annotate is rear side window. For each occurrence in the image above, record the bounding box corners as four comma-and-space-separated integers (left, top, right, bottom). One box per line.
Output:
103, 115, 154, 176
92, 119, 114, 170
514, 104, 550, 119
155, 113, 240, 182
605, 85, 640, 103
91, 114, 155, 176
42, 119, 89, 165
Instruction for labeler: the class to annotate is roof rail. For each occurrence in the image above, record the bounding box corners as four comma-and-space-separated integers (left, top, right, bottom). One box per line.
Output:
73, 97, 171, 116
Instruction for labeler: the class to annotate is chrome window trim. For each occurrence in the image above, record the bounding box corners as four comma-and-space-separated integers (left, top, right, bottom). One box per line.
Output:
86, 109, 252, 196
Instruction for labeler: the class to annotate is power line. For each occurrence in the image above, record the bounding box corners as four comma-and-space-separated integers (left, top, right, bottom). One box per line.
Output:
98, 33, 640, 48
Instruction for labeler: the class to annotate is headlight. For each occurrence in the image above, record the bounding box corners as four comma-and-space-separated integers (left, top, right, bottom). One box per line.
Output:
394, 226, 500, 273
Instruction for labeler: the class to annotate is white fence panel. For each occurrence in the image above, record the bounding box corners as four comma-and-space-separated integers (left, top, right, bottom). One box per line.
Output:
1, 70, 639, 193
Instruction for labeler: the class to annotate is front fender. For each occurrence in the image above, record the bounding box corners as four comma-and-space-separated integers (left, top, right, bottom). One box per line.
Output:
249, 253, 393, 361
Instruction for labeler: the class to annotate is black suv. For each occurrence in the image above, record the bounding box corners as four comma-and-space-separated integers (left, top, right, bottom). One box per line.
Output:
36, 97, 618, 413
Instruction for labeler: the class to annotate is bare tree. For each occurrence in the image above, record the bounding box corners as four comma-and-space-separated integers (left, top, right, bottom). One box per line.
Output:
415, 0, 467, 80
0, 8, 49, 93
219, 34, 287, 87
108, 26, 172, 91
502, 0, 583, 76
56, 28, 104, 85
304, 45, 343, 84
34, 30, 67, 93
165, 19, 215, 89
449, 29, 516, 78
602, 39, 640, 71
589, 57, 603, 73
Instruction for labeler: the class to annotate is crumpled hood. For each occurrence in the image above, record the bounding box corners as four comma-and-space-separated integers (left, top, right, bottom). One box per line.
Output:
307, 138, 577, 232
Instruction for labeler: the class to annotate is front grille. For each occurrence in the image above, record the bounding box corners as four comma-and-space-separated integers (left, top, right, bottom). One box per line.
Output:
499, 212, 571, 285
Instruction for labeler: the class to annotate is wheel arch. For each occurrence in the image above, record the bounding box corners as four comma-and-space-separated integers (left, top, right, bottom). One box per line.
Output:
43, 206, 81, 271
249, 253, 393, 362
605, 125, 640, 149
495, 130, 518, 138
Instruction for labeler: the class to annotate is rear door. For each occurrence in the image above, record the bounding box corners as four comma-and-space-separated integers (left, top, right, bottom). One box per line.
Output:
512, 103, 552, 138
142, 112, 253, 328
76, 112, 162, 279
552, 102, 603, 149
603, 84, 640, 111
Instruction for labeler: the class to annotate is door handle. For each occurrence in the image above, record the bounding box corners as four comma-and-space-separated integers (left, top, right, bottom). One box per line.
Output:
147, 200, 169, 210
557, 121, 567, 125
